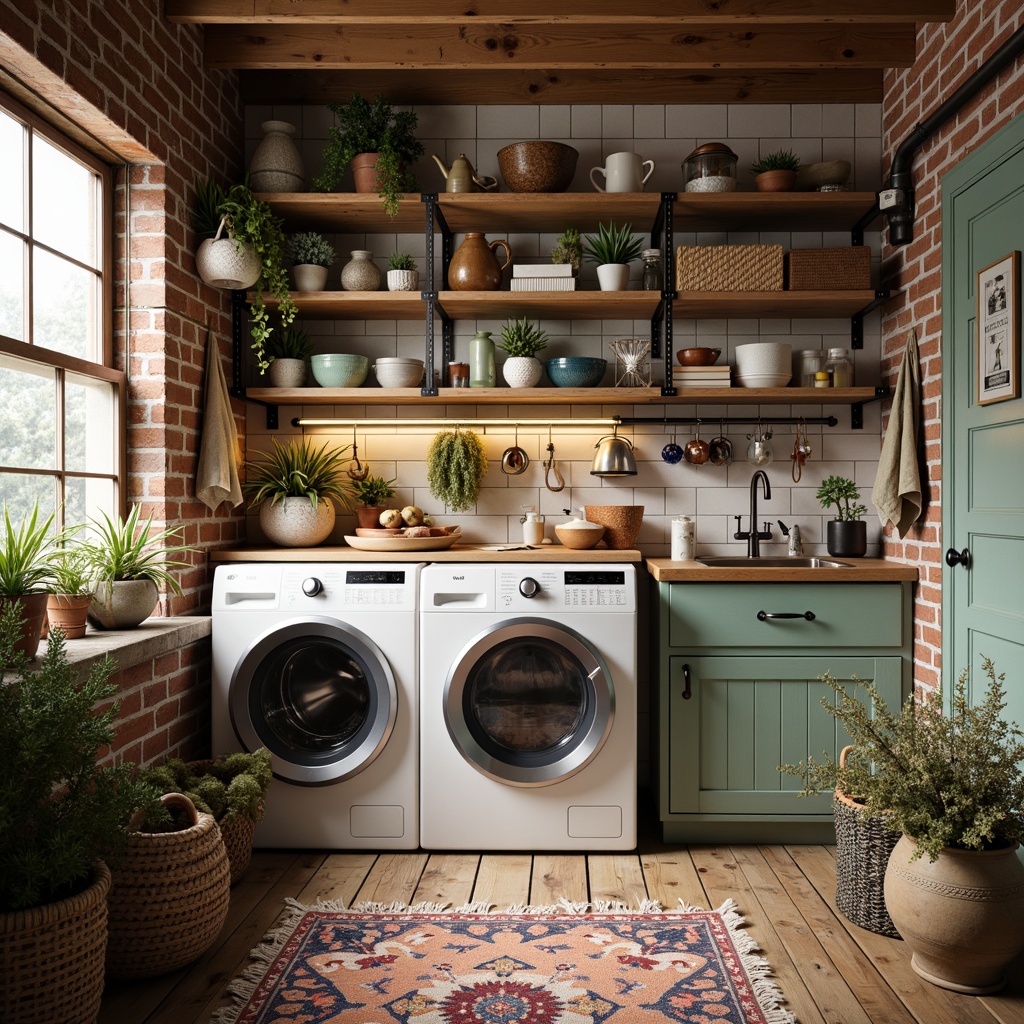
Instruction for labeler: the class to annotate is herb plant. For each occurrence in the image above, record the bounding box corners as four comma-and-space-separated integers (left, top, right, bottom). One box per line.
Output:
242, 437, 352, 511
266, 326, 314, 361
288, 231, 335, 268
816, 474, 867, 521
499, 316, 548, 358
582, 220, 645, 266
47, 543, 94, 597
387, 251, 416, 271
426, 429, 488, 513
751, 148, 801, 174
551, 227, 583, 272
350, 474, 397, 507
0, 500, 55, 596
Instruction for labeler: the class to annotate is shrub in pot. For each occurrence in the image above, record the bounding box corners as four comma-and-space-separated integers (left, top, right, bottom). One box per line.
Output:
751, 147, 801, 192
499, 316, 548, 388
0, 499, 58, 660
266, 325, 314, 388
582, 220, 644, 291
816, 474, 868, 557
288, 230, 335, 292
350, 473, 398, 528
551, 226, 583, 276
386, 250, 420, 291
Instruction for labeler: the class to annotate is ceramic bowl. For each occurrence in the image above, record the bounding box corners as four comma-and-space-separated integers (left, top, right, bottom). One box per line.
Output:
676, 347, 722, 366
546, 356, 607, 388
555, 522, 605, 550
497, 141, 579, 193
373, 357, 425, 388
735, 372, 792, 389
310, 353, 369, 388
733, 342, 792, 381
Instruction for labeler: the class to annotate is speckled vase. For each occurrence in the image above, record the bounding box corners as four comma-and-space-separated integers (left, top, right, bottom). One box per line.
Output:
248, 120, 305, 192
341, 250, 381, 292
259, 496, 335, 546
267, 358, 307, 388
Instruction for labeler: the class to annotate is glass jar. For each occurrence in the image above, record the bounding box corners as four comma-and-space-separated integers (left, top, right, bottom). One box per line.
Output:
641, 249, 663, 291
814, 371, 831, 388
824, 347, 854, 388
796, 349, 825, 388
683, 143, 738, 193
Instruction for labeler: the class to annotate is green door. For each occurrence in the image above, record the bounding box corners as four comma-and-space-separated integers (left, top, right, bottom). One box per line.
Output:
942, 112, 1024, 721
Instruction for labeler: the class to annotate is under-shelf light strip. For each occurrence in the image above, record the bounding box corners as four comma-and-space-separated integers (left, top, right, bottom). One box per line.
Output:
292, 417, 619, 429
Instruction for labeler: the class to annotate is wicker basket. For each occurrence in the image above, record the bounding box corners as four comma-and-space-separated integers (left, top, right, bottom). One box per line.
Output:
834, 746, 901, 937
675, 244, 783, 291
105, 792, 230, 979
785, 246, 872, 290
0, 861, 110, 1024
583, 505, 644, 549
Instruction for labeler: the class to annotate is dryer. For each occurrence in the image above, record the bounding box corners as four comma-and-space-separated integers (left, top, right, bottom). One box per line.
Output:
419, 562, 637, 851
212, 562, 421, 849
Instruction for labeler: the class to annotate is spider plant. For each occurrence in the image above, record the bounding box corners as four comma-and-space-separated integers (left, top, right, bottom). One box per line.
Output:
0, 500, 56, 597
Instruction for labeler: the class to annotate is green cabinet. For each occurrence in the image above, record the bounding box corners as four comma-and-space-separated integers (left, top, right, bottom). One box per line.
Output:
656, 581, 913, 843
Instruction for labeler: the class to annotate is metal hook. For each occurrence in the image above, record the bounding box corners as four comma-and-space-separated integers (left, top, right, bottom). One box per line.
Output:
347, 427, 370, 480
544, 424, 565, 492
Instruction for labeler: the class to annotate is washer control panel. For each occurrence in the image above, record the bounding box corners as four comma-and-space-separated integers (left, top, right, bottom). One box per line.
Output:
495, 567, 633, 612
278, 566, 417, 610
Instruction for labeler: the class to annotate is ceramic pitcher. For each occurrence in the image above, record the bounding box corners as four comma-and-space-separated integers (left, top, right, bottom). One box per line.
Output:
448, 232, 512, 291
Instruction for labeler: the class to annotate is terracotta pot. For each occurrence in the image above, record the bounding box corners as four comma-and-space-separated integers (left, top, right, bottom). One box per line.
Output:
448, 232, 512, 291
355, 505, 389, 529
755, 169, 798, 192
45, 593, 91, 640
884, 835, 1024, 994
0, 593, 48, 659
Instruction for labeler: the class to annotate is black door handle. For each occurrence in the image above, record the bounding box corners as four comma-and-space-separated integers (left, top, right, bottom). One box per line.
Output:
757, 610, 815, 621
682, 663, 692, 700
945, 547, 971, 569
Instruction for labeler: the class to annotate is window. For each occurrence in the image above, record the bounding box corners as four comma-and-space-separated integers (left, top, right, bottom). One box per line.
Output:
0, 92, 123, 534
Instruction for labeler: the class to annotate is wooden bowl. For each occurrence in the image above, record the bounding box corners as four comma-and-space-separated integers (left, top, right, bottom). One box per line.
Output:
497, 141, 579, 193
676, 347, 722, 366
555, 523, 605, 550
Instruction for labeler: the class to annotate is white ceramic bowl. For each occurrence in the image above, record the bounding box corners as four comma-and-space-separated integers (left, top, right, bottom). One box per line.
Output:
733, 342, 792, 382
736, 372, 793, 389
373, 357, 425, 388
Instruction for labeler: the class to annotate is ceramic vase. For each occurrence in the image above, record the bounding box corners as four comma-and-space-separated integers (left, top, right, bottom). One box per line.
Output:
448, 232, 512, 291
248, 120, 305, 192
341, 250, 381, 292
260, 496, 335, 547
267, 357, 307, 388
292, 264, 329, 291
470, 330, 496, 387
387, 268, 420, 291
502, 356, 543, 388
596, 263, 630, 291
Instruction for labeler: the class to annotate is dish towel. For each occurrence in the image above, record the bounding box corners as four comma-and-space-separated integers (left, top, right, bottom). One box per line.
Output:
871, 328, 923, 538
195, 325, 244, 512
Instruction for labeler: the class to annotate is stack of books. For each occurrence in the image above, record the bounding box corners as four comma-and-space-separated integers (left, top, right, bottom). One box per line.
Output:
671, 364, 732, 388
510, 263, 577, 292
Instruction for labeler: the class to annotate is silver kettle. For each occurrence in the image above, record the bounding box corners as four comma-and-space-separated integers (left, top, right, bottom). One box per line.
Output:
591, 433, 637, 477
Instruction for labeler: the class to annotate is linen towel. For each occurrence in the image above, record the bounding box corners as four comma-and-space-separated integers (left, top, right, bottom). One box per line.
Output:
195, 326, 243, 511
871, 328, 922, 537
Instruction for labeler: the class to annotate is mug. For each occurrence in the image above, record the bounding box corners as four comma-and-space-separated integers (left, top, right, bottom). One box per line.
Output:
590, 151, 655, 193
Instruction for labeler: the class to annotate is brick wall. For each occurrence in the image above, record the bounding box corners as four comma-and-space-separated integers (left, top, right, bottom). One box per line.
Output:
880, 0, 1024, 691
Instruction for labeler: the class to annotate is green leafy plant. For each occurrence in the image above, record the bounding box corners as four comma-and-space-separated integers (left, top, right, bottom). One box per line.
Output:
350, 474, 397, 508
387, 251, 416, 271
778, 658, 1024, 862
426, 429, 488, 513
0, 500, 56, 596
242, 437, 353, 511
582, 220, 645, 266
83, 506, 194, 595
313, 93, 424, 218
499, 316, 548, 358
193, 177, 226, 241
287, 231, 335, 268
551, 227, 582, 273
751, 148, 801, 174
0, 603, 154, 911
816, 474, 867, 521
46, 542, 94, 597
266, 326, 314, 362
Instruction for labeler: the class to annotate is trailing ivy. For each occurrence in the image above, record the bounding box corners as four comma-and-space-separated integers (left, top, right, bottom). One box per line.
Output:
426, 428, 488, 513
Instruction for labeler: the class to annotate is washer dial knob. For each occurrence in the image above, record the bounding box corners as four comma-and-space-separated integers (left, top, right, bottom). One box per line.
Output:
301, 577, 323, 597
518, 577, 541, 598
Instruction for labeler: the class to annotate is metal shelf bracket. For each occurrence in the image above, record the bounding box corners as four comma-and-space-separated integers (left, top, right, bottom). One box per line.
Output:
851, 290, 891, 349
850, 385, 890, 429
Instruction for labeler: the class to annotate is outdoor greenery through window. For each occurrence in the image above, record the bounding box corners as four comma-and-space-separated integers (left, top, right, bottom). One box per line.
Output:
0, 92, 123, 539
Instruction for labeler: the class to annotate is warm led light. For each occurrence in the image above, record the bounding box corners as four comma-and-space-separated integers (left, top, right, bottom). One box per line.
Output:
291, 417, 620, 429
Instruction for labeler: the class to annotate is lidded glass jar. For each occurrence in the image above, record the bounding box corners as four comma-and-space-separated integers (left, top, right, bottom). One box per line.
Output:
796, 349, 825, 388
824, 346, 854, 388
641, 248, 663, 291
683, 143, 738, 193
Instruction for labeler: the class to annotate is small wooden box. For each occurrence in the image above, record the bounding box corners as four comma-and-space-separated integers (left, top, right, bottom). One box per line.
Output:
675, 244, 783, 292
785, 246, 872, 290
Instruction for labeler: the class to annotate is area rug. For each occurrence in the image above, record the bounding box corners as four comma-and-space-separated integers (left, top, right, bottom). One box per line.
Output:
211, 898, 795, 1024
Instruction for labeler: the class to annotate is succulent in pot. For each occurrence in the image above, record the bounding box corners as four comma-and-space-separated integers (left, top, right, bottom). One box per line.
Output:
288, 230, 335, 292
582, 220, 645, 291
499, 316, 548, 388
816, 474, 868, 557
386, 250, 420, 291
751, 148, 801, 192
0, 499, 57, 659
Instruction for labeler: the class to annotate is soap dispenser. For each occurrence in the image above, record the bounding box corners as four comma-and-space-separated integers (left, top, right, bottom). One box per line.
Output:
521, 505, 546, 546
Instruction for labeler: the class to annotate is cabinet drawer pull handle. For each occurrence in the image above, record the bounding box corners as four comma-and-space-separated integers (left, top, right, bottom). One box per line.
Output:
682, 662, 692, 700
757, 609, 815, 621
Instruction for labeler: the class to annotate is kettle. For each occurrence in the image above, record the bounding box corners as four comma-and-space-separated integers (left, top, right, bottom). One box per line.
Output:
431, 153, 498, 193
591, 433, 637, 477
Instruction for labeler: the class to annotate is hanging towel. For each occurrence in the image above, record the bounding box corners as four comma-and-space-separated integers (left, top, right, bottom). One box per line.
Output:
871, 328, 923, 538
195, 325, 244, 512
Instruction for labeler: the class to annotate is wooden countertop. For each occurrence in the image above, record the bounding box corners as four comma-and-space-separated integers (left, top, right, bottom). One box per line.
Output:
646, 557, 919, 582
210, 545, 642, 563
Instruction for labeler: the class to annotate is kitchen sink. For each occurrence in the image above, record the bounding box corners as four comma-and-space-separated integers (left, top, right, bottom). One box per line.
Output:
695, 556, 852, 568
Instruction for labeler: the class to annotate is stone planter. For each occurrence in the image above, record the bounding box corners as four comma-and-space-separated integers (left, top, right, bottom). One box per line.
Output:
502, 355, 543, 388
88, 579, 159, 630
259, 496, 335, 547
387, 268, 420, 291
292, 263, 329, 291
267, 357, 307, 388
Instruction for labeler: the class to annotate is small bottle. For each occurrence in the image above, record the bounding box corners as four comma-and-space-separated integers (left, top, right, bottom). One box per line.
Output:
671, 516, 695, 561
824, 347, 854, 388
469, 330, 496, 387
814, 370, 831, 388
521, 507, 545, 546
787, 524, 803, 556
641, 249, 663, 291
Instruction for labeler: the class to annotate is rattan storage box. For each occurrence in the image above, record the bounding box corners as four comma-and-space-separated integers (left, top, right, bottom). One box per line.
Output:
675, 244, 783, 291
786, 246, 872, 290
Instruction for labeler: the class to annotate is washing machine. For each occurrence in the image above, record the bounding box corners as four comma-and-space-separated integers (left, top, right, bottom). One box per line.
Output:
419, 562, 637, 851
212, 562, 421, 849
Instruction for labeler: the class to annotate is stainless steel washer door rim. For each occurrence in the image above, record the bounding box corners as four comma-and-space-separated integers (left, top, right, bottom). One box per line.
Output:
442, 617, 615, 787
229, 615, 398, 785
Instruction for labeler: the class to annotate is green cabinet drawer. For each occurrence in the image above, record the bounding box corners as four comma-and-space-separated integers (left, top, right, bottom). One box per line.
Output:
666, 582, 904, 649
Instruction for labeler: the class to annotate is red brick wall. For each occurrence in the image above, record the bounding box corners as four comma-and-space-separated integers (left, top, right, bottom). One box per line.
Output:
881, 0, 1024, 691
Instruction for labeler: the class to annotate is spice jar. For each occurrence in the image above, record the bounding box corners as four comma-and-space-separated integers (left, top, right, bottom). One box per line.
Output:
814, 371, 831, 388
449, 362, 470, 387
683, 143, 738, 193
824, 347, 854, 388
641, 249, 663, 291
796, 349, 825, 388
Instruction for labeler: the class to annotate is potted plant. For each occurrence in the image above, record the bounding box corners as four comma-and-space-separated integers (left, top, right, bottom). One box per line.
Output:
779, 657, 1024, 994
350, 473, 398, 529
386, 250, 420, 292
751, 148, 801, 192
816, 474, 868, 556
0, 604, 153, 1024
82, 505, 195, 629
582, 220, 645, 290
242, 436, 352, 547
45, 541, 94, 639
551, 226, 583, 275
313, 92, 424, 218
426, 428, 488, 513
498, 316, 548, 387
288, 230, 335, 292
0, 499, 57, 660
266, 325, 314, 388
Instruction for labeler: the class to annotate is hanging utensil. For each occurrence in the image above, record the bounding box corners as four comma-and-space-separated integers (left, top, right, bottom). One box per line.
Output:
791, 418, 813, 482
746, 420, 773, 466
708, 419, 733, 466
662, 419, 683, 464
684, 419, 710, 465
347, 427, 370, 480
544, 426, 565, 491
501, 424, 529, 475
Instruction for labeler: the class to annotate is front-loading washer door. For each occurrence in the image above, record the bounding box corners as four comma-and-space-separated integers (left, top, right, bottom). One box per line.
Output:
443, 617, 614, 787
230, 616, 397, 785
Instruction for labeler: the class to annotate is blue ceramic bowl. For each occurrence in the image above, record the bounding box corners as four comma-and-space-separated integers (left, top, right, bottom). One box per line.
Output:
546, 356, 608, 388
310, 353, 369, 388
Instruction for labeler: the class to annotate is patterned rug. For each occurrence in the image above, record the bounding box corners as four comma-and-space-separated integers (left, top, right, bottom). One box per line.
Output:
211, 898, 795, 1024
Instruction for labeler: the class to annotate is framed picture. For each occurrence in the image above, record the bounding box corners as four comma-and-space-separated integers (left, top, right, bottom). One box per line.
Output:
977, 251, 1021, 405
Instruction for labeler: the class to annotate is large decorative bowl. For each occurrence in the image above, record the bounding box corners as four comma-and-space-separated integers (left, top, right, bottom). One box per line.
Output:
676, 347, 722, 366
497, 141, 579, 193
310, 353, 369, 388
733, 342, 791, 388
546, 356, 607, 388
373, 357, 425, 388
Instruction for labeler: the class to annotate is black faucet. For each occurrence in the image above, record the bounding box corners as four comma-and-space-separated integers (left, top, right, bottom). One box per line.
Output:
733, 470, 773, 556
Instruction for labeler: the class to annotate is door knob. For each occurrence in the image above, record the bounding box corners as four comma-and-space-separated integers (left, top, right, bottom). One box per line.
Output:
945, 547, 971, 569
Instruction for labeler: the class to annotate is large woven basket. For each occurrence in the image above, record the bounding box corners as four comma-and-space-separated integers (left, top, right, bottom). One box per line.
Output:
584, 505, 644, 549
0, 861, 110, 1024
834, 746, 900, 937
786, 246, 871, 290
105, 793, 230, 979
675, 244, 783, 291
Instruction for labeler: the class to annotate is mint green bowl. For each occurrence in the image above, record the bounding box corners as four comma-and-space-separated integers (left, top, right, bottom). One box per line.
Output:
310, 354, 369, 388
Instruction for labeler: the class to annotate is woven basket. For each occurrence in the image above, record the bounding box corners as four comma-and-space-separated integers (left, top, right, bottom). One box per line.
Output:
786, 246, 872, 290
0, 861, 110, 1024
583, 505, 644, 549
834, 746, 901, 937
105, 792, 230, 979
675, 244, 783, 291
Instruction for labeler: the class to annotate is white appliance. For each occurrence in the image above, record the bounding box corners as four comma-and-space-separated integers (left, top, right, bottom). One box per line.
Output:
212, 562, 421, 849
419, 562, 637, 851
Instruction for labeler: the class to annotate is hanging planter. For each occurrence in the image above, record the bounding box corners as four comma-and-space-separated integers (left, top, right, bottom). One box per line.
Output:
194, 216, 260, 291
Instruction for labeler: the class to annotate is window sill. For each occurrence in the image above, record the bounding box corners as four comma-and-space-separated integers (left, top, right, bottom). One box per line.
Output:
53, 616, 212, 674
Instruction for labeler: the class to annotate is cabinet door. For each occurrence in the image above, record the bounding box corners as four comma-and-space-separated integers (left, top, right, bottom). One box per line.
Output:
667, 656, 903, 817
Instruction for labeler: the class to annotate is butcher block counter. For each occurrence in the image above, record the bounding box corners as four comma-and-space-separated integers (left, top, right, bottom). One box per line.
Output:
646, 556, 918, 582
210, 545, 641, 563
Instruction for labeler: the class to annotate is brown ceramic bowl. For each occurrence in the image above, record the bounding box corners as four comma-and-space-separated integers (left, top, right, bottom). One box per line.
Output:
676, 347, 722, 366
497, 141, 579, 193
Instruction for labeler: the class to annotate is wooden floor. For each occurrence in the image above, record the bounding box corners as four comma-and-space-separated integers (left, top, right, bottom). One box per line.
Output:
98, 825, 1024, 1024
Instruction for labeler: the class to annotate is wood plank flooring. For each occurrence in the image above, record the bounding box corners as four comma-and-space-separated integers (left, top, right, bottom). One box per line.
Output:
98, 836, 1024, 1024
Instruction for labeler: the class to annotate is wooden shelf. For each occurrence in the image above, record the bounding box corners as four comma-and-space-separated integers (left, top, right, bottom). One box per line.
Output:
675, 289, 879, 318
262, 290, 427, 320
254, 192, 426, 232
674, 192, 880, 232
437, 193, 664, 233
437, 290, 662, 319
